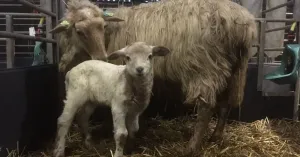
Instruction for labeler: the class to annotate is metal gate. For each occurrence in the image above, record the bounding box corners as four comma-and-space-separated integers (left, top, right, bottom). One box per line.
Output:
254, 0, 300, 121
0, 0, 60, 69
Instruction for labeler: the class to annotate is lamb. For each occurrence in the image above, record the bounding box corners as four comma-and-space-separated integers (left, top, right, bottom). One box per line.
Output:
53, 42, 171, 157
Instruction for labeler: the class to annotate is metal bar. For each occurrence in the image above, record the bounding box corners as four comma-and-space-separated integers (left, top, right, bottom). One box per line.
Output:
255, 18, 298, 22
16, 0, 56, 17
55, 0, 60, 64
0, 24, 46, 26
59, 0, 66, 19
265, 25, 292, 33
257, 21, 266, 92
293, 13, 300, 121
264, 47, 285, 51
42, 0, 54, 64
261, 0, 294, 14
294, 68, 300, 121
0, 18, 41, 20
0, 31, 56, 43
294, 0, 300, 21
0, 4, 23, 7
0, 45, 35, 47
6, 15, 15, 68
0, 13, 44, 17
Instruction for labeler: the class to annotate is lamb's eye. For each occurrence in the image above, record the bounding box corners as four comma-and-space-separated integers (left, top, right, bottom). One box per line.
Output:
126, 56, 131, 61
148, 54, 153, 60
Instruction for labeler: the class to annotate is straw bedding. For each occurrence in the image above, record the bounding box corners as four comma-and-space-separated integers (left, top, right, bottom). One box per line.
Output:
7, 116, 300, 157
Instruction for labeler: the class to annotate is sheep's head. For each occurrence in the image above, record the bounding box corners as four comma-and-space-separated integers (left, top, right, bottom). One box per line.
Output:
49, 0, 123, 60
107, 42, 170, 78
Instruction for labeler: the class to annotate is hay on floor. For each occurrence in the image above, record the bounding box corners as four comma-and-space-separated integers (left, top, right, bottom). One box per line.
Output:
7, 115, 300, 157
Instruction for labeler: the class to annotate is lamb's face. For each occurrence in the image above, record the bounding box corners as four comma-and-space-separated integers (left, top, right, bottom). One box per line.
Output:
124, 43, 154, 77
107, 42, 171, 78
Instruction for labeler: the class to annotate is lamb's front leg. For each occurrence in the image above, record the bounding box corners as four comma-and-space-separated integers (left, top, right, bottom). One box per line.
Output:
111, 106, 128, 157
124, 113, 139, 154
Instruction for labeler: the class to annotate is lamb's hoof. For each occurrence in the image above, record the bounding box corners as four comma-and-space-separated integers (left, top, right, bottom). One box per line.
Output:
124, 140, 135, 155
208, 134, 222, 143
184, 140, 202, 156
84, 138, 94, 148
53, 148, 65, 157
113, 154, 126, 157
124, 145, 133, 155
183, 146, 195, 156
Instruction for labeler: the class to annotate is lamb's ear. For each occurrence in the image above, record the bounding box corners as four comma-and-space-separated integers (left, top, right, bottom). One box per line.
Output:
49, 20, 70, 33
151, 46, 171, 56
107, 47, 127, 60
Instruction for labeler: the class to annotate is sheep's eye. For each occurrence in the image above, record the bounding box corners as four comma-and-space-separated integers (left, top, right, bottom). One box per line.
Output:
76, 29, 84, 36
126, 56, 131, 61
148, 54, 153, 60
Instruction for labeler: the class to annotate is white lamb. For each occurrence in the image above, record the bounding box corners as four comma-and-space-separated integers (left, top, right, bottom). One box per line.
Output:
53, 41, 171, 157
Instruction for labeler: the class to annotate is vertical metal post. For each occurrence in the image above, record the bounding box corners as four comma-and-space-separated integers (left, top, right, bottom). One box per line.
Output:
257, 21, 266, 91
293, 0, 300, 121
54, 0, 60, 64
42, 0, 54, 64
6, 15, 15, 68
294, 0, 300, 21
257, 0, 267, 92
293, 64, 300, 121
59, 0, 66, 19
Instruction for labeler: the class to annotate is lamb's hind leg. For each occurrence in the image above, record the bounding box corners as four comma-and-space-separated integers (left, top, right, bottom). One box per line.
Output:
76, 104, 96, 147
53, 92, 87, 157
209, 102, 230, 142
186, 103, 214, 155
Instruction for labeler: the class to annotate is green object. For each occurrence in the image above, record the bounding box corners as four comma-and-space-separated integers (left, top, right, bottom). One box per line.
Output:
104, 11, 114, 17
264, 44, 300, 85
32, 41, 47, 66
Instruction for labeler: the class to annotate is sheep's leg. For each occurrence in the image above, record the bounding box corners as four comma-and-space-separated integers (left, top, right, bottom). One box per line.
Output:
76, 104, 96, 147
124, 113, 139, 154
209, 102, 230, 142
53, 93, 86, 157
112, 106, 128, 157
186, 104, 213, 155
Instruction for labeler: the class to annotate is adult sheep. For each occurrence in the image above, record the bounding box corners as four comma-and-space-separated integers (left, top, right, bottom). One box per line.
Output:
104, 0, 257, 154
49, 0, 123, 73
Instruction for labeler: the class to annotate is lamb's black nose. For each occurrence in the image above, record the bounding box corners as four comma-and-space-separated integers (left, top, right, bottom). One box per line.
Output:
136, 67, 144, 73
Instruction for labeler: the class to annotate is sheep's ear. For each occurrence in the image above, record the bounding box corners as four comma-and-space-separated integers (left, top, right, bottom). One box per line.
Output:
107, 47, 127, 60
151, 46, 170, 56
49, 20, 70, 33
